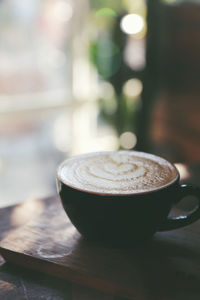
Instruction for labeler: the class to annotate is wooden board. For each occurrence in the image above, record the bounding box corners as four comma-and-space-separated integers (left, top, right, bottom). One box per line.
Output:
1, 196, 200, 300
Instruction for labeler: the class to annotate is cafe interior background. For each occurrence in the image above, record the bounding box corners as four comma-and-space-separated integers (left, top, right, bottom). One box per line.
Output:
0, 0, 200, 208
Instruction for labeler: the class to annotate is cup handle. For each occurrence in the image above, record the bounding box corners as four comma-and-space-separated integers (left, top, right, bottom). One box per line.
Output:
158, 184, 200, 231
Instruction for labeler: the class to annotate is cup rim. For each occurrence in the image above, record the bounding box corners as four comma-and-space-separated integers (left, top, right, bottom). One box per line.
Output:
56, 151, 180, 197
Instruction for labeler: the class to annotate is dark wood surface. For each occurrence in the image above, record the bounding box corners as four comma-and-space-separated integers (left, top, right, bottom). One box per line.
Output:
0, 197, 116, 300
1, 166, 200, 299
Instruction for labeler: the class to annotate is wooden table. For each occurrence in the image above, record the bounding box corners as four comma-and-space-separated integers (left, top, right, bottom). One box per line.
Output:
0, 200, 124, 300
0, 163, 200, 300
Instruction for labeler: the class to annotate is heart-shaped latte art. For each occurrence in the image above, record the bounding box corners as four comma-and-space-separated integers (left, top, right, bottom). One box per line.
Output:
104, 162, 134, 174
58, 151, 178, 194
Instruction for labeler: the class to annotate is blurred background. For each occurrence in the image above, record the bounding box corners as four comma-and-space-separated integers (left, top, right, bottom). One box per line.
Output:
0, 0, 200, 207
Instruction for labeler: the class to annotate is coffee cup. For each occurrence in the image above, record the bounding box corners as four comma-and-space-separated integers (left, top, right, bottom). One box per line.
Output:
56, 151, 200, 245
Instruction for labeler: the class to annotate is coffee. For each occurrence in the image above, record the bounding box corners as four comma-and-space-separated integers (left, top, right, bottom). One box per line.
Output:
57, 151, 200, 244
57, 151, 178, 195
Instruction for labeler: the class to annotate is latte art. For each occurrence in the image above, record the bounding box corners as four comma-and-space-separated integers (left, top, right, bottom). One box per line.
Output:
58, 151, 178, 194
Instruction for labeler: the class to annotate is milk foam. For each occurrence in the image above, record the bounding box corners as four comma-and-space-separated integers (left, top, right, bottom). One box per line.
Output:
57, 151, 178, 195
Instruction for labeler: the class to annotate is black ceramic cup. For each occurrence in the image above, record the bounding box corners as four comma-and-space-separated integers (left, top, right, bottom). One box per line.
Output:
56, 152, 200, 246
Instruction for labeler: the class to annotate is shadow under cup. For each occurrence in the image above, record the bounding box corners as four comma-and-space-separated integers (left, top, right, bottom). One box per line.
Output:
57, 168, 200, 247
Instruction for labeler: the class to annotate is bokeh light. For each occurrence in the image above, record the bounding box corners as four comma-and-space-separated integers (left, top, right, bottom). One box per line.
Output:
50, 0, 73, 23
120, 14, 144, 35
119, 131, 137, 149
124, 37, 145, 70
123, 78, 143, 98
100, 81, 115, 99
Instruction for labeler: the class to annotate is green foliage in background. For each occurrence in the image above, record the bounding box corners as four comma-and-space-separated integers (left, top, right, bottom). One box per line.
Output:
89, 4, 142, 140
